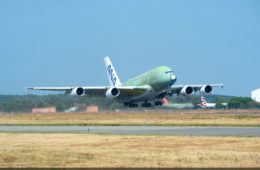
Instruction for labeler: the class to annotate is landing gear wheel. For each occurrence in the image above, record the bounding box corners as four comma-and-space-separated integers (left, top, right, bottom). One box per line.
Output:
154, 101, 162, 106
141, 103, 152, 107
129, 103, 138, 107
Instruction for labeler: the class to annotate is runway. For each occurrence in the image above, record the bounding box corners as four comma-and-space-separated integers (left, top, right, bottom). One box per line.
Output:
0, 126, 260, 136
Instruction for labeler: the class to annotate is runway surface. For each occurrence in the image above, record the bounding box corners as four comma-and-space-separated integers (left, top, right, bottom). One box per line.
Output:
0, 126, 260, 136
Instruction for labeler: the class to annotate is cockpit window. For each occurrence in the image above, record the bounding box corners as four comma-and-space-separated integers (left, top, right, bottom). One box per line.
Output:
165, 71, 174, 74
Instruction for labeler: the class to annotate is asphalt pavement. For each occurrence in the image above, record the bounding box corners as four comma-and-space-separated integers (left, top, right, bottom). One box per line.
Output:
0, 126, 259, 136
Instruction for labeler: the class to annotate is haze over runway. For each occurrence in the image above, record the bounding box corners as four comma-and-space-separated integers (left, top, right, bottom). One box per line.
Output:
1, 126, 260, 136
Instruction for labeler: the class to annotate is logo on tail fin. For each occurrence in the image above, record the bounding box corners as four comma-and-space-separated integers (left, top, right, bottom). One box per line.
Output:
201, 96, 207, 108
107, 65, 117, 86
104, 56, 122, 87
162, 98, 168, 105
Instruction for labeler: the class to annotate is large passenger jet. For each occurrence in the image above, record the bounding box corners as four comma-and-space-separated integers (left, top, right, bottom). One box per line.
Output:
29, 57, 223, 107
199, 96, 216, 108
198, 96, 228, 109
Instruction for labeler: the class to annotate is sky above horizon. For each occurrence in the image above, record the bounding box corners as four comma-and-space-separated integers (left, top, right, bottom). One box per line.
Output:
0, 0, 259, 96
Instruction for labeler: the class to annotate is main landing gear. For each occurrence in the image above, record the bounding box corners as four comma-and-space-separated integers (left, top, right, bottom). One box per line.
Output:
124, 103, 138, 107
141, 103, 152, 107
154, 101, 162, 106
124, 102, 154, 108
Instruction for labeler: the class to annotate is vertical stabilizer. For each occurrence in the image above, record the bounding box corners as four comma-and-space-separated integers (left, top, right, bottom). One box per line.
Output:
104, 56, 121, 86
201, 96, 207, 108
162, 98, 169, 105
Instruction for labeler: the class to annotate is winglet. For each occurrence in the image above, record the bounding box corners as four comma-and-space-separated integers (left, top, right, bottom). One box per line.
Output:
104, 56, 121, 86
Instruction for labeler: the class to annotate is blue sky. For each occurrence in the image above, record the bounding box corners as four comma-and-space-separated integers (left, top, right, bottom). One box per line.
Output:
0, 0, 259, 96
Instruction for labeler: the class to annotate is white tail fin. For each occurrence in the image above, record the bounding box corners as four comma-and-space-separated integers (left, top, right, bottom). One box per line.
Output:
104, 56, 121, 86
201, 96, 207, 108
162, 98, 168, 105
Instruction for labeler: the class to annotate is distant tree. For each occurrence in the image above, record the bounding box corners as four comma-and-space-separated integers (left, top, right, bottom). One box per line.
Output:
228, 97, 257, 109
0, 94, 259, 113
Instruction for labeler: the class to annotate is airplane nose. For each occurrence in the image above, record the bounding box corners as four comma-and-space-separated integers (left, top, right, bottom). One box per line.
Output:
170, 74, 177, 81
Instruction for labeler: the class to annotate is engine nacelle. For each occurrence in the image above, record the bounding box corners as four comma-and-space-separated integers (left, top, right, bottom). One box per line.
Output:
106, 87, 120, 98
180, 86, 193, 95
200, 85, 212, 93
71, 87, 85, 96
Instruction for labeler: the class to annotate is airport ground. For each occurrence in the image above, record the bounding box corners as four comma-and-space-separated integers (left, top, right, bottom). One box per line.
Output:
0, 109, 260, 167
0, 133, 259, 167
0, 109, 259, 127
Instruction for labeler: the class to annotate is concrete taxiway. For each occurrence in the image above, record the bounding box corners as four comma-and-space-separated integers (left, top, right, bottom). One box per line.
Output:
0, 126, 260, 136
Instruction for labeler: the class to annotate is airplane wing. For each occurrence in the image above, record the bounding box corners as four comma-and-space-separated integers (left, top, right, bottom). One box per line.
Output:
160, 83, 224, 96
172, 83, 223, 93
84, 86, 149, 97
28, 86, 149, 97
28, 87, 73, 91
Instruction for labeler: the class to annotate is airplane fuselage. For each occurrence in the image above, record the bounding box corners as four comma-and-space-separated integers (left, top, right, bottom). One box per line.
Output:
120, 66, 177, 102
204, 103, 216, 108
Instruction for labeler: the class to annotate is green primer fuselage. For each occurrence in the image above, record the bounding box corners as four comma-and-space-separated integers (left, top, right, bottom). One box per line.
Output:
124, 66, 176, 92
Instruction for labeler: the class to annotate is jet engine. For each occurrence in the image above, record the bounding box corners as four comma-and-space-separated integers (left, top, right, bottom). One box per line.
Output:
106, 87, 120, 98
200, 85, 212, 93
71, 87, 85, 96
180, 86, 193, 95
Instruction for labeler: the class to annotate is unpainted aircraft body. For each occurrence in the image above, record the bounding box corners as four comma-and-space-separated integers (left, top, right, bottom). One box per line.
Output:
29, 57, 223, 107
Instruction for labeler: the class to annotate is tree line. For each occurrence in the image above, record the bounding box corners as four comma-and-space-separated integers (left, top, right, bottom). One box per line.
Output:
0, 94, 259, 113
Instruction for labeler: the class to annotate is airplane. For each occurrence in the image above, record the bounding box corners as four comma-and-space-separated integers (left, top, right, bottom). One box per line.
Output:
161, 98, 194, 109
198, 96, 228, 109
28, 57, 224, 107
198, 96, 216, 108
